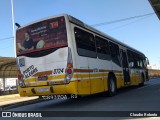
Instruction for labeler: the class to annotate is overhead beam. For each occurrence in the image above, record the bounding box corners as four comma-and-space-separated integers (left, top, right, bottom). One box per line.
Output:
149, 0, 160, 20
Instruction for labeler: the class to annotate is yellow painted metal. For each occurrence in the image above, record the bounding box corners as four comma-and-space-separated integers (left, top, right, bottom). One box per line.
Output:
19, 71, 143, 97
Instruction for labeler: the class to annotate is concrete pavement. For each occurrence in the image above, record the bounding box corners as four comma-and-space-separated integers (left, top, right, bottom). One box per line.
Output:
0, 94, 39, 110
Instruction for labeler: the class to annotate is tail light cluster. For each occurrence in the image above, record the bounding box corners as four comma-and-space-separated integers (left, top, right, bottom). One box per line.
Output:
66, 63, 73, 74
17, 70, 25, 88
65, 48, 73, 83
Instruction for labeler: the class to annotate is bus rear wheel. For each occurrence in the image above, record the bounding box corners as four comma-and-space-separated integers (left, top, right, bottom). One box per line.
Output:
107, 76, 117, 97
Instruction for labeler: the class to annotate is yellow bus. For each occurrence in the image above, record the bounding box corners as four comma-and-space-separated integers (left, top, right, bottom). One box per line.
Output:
16, 14, 149, 97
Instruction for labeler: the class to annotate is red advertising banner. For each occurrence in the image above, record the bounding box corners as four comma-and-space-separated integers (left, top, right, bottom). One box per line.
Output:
16, 16, 67, 55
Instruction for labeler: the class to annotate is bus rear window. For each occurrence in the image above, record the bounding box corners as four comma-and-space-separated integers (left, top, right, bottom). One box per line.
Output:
16, 16, 67, 56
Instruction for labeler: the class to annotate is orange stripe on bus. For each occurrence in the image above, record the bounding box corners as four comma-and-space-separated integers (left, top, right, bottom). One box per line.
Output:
74, 69, 122, 73
99, 69, 110, 72
74, 69, 93, 72
33, 69, 122, 77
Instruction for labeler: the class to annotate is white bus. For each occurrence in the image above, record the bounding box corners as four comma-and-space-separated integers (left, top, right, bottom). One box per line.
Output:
16, 14, 149, 97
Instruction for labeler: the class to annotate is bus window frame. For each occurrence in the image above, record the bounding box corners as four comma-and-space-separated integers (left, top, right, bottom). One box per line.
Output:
109, 41, 121, 66
74, 27, 97, 58
95, 36, 111, 60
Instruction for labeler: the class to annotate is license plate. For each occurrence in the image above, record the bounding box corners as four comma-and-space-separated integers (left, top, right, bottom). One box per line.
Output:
37, 88, 49, 92
38, 76, 48, 81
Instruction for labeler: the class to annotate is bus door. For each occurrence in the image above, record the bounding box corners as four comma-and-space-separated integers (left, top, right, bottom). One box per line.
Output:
122, 50, 130, 85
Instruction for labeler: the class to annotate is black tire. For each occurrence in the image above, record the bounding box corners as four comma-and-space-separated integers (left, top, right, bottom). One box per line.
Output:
107, 75, 117, 97
38, 96, 44, 100
139, 75, 145, 86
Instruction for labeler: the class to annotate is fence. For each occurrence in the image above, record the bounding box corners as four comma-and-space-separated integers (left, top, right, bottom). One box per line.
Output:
148, 69, 160, 78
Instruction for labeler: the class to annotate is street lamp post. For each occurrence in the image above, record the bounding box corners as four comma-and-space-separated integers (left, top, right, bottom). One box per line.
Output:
11, 0, 16, 58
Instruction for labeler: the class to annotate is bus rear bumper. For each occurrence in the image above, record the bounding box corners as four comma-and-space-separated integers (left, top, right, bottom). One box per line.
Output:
18, 81, 78, 97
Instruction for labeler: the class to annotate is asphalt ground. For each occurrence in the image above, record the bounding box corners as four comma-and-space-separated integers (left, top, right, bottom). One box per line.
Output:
0, 78, 160, 120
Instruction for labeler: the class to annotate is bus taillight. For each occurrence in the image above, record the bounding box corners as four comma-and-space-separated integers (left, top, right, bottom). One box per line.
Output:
67, 63, 73, 68
65, 48, 73, 83
18, 74, 21, 80
17, 70, 25, 87
17, 70, 22, 80
67, 68, 72, 74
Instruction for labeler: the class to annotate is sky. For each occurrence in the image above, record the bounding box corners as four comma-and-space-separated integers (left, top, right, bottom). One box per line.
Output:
0, 0, 160, 68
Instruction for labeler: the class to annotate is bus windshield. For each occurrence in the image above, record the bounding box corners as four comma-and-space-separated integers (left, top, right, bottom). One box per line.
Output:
16, 16, 67, 56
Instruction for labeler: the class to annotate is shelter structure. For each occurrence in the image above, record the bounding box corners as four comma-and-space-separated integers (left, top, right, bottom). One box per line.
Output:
149, 0, 160, 20
0, 57, 17, 90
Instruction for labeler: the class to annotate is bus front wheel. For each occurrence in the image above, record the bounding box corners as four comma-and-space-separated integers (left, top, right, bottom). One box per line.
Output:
139, 74, 145, 86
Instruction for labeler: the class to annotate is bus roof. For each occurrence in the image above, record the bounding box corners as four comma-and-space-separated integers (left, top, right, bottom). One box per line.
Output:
16, 13, 145, 57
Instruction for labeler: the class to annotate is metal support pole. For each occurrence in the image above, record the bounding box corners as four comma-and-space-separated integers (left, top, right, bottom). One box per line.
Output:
11, 0, 16, 58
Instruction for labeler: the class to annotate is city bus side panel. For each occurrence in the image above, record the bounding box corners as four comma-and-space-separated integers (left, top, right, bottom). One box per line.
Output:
68, 22, 91, 95
87, 57, 105, 94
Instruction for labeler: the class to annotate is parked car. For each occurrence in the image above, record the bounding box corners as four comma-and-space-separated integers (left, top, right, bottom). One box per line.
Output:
5, 86, 17, 91
10, 86, 17, 90
5, 86, 11, 91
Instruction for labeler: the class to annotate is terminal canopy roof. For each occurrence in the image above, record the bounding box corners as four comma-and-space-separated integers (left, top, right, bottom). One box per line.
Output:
149, 0, 160, 20
0, 57, 17, 78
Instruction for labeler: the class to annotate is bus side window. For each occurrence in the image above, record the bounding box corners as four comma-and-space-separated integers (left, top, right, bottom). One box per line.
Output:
143, 59, 147, 69
132, 53, 137, 68
74, 27, 96, 58
95, 36, 110, 60
134, 54, 143, 69
139, 56, 144, 68
109, 42, 121, 66
127, 50, 136, 68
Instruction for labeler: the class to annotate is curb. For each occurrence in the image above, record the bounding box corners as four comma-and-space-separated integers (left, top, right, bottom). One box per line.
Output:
0, 94, 20, 100
0, 98, 45, 110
